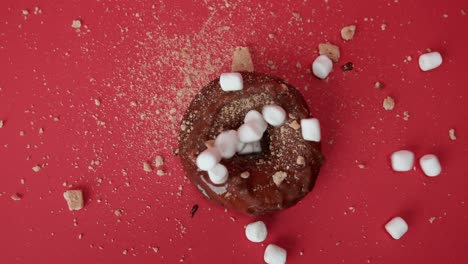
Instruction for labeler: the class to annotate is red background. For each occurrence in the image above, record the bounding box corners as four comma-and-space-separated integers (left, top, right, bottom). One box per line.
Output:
1, 0, 467, 263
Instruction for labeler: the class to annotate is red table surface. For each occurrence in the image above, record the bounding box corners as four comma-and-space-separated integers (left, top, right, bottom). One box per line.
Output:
1, 0, 467, 263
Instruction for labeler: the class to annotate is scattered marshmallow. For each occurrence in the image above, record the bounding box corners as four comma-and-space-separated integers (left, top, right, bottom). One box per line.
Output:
244, 110, 267, 132
63, 190, 84, 211
312, 55, 333, 79
385, 216, 408, 240
220, 72, 243, 91
245, 221, 268, 243
196, 148, 221, 171
215, 130, 240, 159
419, 154, 441, 177
262, 105, 286, 127
390, 150, 415, 172
238, 141, 262, 154
207, 163, 228, 184
419, 51, 442, 71
301, 118, 321, 142
238, 121, 265, 143
264, 244, 287, 264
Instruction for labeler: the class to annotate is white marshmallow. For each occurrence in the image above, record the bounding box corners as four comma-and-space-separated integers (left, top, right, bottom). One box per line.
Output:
264, 244, 287, 264
207, 163, 229, 184
312, 54, 333, 79
385, 216, 408, 240
237, 141, 262, 154
419, 154, 441, 177
301, 118, 321, 142
238, 121, 265, 143
215, 130, 239, 159
244, 110, 267, 132
419, 51, 442, 71
245, 221, 268, 243
390, 150, 415, 172
219, 72, 243, 91
196, 148, 221, 171
262, 105, 286, 127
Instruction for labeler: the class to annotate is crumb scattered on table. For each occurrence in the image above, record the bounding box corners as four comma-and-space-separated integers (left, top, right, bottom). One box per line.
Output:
156, 169, 165, 176
375, 81, 384, 89
318, 42, 341, 62
341, 25, 356, 40
94, 99, 101, 106
11, 193, 22, 201
381, 24, 387, 31
0, 120, 3, 128
143, 162, 152, 172
63, 190, 84, 211
72, 20, 82, 29
403, 111, 410, 121
449, 128, 456, 140
155, 156, 164, 167
32, 165, 41, 172
383, 96, 395, 110
231, 46, 254, 72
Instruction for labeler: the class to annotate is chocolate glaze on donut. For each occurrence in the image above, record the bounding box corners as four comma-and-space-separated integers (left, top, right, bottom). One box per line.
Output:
178, 72, 323, 215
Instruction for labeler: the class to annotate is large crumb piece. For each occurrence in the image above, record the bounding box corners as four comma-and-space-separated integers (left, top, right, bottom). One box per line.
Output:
71, 20, 82, 29
11, 193, 22, 201
341, 25, 356, 40
383, 96, 395, 110
272, 171, 287, 186
231, 46, 254, 72
143, 162, 153, 172
155, 156, 164, 167
63, 190, 84, 211
449, 128, 456, 140
318, 42, 341, 62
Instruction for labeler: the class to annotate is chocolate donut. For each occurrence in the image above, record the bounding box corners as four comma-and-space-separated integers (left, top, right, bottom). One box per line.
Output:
178, 72, 323, 215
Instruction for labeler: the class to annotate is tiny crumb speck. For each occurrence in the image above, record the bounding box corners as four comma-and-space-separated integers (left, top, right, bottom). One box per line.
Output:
72, 19, 82, 29
39, 128, 44, 135
32, 165, 41, 172
429, 217, 436, 224
78, 233, 83, 240
381, 24, 387, 31
449, 128, 456, 140
143, 162, 152, 172
11, 193, 22, 201
0, 120, 3, 128
383, 96, 395, 110
156, 169, 165, 176
122, 249, 128, 255
374, 81, 384, 89
94, 99, 101, 106
155, 155, 164, 167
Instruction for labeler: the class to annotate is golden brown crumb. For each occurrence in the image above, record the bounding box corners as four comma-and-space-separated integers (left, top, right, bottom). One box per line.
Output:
272, 171, 287, 186
296, 156, 305, 165
341, 25, 356, 40
143, 162, 152, 172
318, 42, 340, 62
240, 171, 250, 179
449, 128, 456, 140
204, 140, 215, 148
231, 47, 254, 72
288, 120, 301, 130
383, 96, 395, 110
63, 190, 84, 211
155, 156, 164, 167
11, 193, 22, 201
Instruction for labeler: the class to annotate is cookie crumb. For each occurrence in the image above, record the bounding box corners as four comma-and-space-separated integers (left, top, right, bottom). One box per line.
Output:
429, 217, 436, 224
143, 162, 152, 172
155, 155, 164, 167
449, 128, 456, 140
152, 247, 159, 253
318, 42, 341, 62
22, 10, 29, 16
39, 128, 44, 135
63, 190, 84, 211
341, 62, 354, 71
19, 130, 25, 136
11, 193, 22, 201
20, 178, 25, 185
114, 209, 123, 216
358, 164, 365, 169
94, 99, 101, 106
403, 111, 410, 121
78, 233, 83, 240
71, 19, 82, 29
156, 169, 165, 176
288, 120, 300, 130
383, 96, 395, 110
240, 171, 250, 179
33, 7, 42, 15
272, 171, 287, 186
0, 120, 3, 128
374, 81, 384, 89
296, 156, 305, 165
381, 23, 387, 31
231, 46, 254, 72
204, 140, 215, 148
341, 25, 356, 40
122, 249, 128, 255
32, 165, 41, 172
